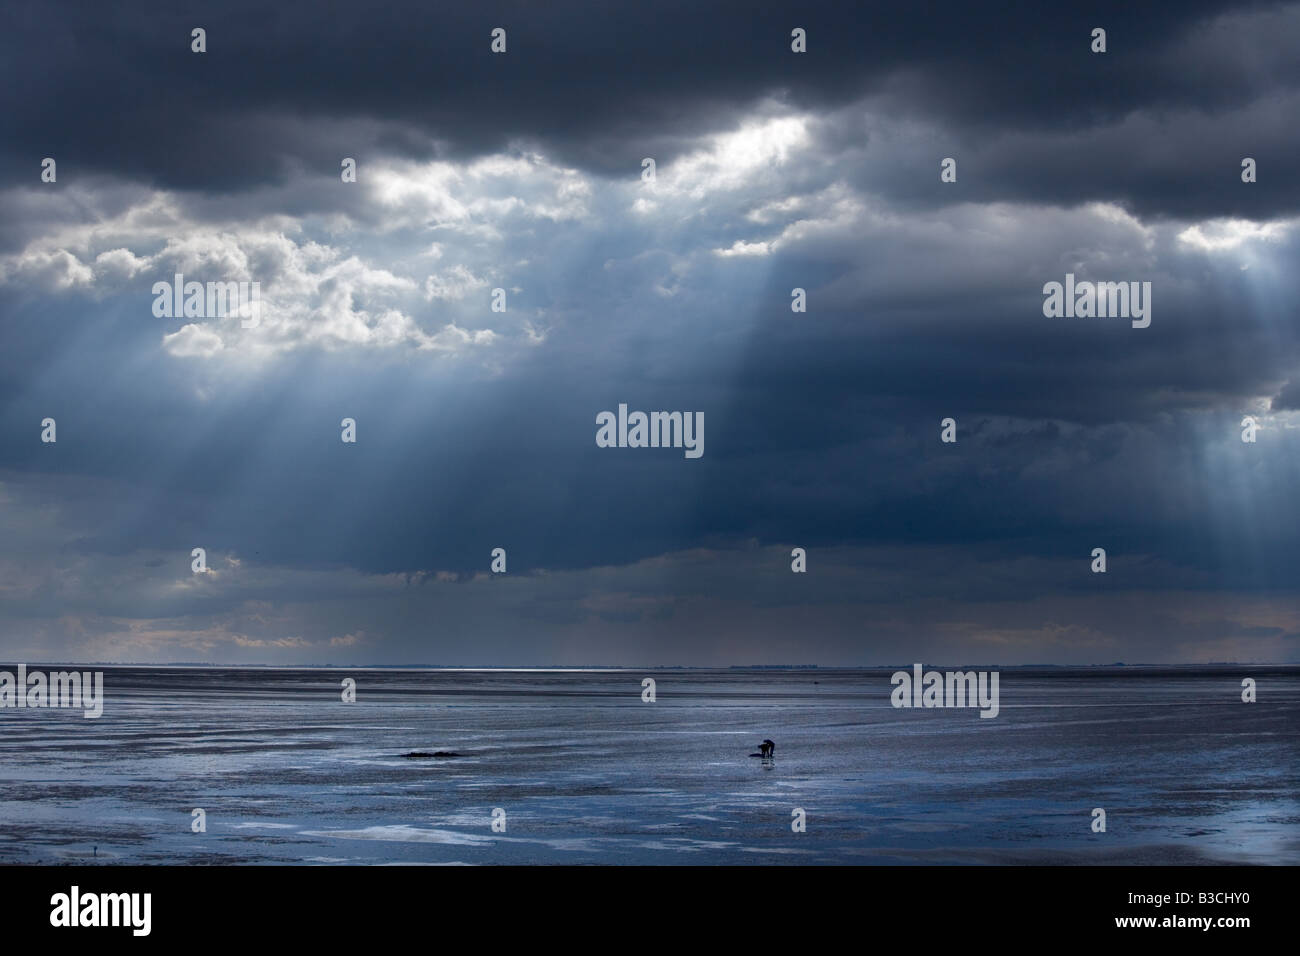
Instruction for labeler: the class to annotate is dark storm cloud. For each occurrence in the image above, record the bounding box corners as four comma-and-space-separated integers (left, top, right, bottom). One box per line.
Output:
4, 0, 1297, 219
1273, 377, 1300, 409
2, 207, 1296, 591
1, 1, 1298, 664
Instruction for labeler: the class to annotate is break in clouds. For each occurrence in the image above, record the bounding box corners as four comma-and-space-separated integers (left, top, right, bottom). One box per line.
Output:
0, 0, 1298, 665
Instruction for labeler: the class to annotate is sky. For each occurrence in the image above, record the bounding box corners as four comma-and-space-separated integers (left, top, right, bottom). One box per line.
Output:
1, 0, 1298, 666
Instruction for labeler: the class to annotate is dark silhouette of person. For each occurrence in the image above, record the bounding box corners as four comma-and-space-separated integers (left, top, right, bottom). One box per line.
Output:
759, 739, 775, 758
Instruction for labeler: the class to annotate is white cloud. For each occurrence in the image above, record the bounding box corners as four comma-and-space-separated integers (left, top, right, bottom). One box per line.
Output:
162, 323, 225, 358
662, 115, 811, 199
714, 239, 772, 257
1177, 218, 1292, 252
424, 264, 488, 301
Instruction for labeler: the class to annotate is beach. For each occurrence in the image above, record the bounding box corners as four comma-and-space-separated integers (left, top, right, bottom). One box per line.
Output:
0, 666, 1295, 865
